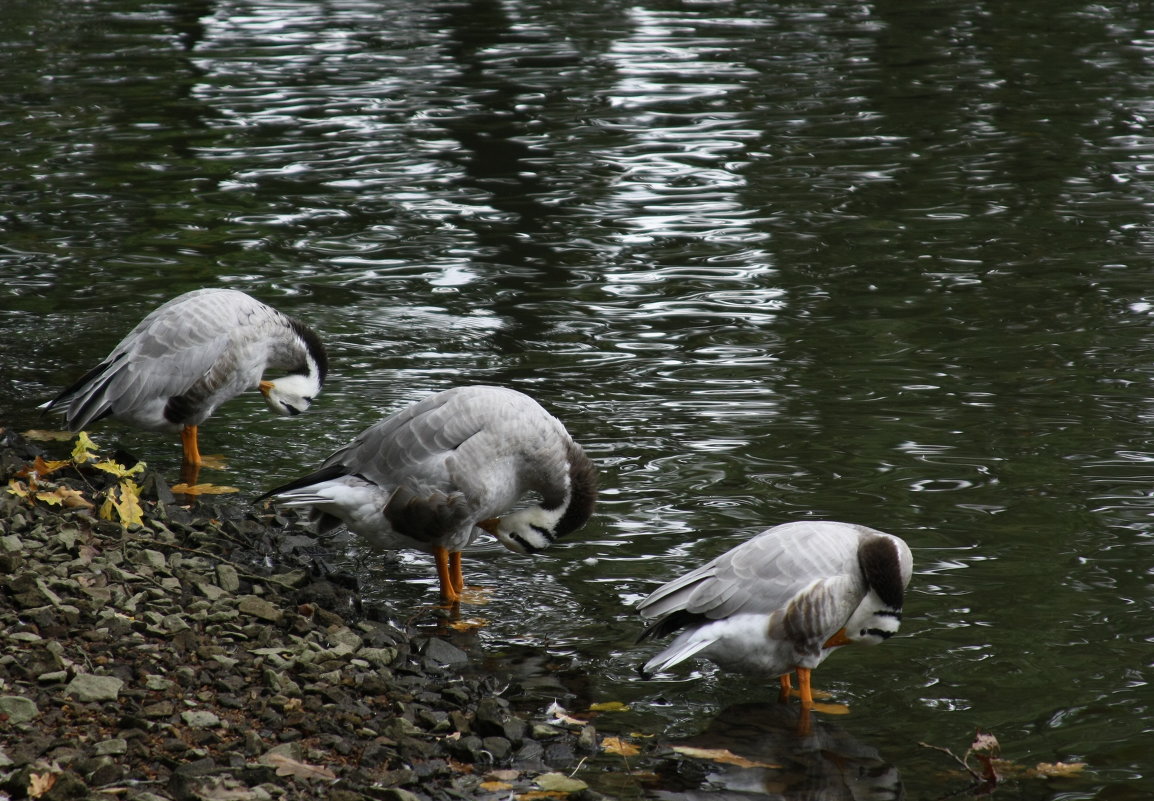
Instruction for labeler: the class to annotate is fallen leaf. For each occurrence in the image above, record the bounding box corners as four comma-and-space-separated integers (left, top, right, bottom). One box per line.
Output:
99, 481, 145, 527
8, 479, 31, 500
545, 701, 587, 727
71, 432, 99, 464
28, 771, 57, 798
480, 781, 514, 791
970, 731, 1000, 755
671, 746, 781, 769
22, 429, 75, 442
517, 792, 566, 800
1029, 761, 1087, 779
602, 736, 640, 757
485, 769, 521, 782
92, 459, 145, 479
170, 483, 240, 495
447, 617, 489, 631
17, 456, 72, 478
260, 752, 337, 781
535, 772, 588, 793
589, 701, 630, 713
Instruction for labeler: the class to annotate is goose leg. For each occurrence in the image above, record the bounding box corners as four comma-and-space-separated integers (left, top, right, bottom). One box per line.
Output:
181, 424, 202, 466
433, 546, 461, 604
778, 673, 793, 703
449, 551, 465, 593
796, 667, 814, 709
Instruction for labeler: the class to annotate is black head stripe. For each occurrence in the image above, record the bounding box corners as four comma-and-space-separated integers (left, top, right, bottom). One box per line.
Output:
859, 537, 905, 609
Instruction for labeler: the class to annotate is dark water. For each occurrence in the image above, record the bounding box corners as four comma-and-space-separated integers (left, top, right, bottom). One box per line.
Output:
4, 0, 1154, 797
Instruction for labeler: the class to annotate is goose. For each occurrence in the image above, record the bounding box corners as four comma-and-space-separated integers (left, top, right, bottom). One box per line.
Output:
40, 288, 328, 476
257, 385, 598, 604
637, 521, 912, 712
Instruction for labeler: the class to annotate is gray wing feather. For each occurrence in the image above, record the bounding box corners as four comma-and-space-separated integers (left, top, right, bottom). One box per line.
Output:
638, 521, 874, 623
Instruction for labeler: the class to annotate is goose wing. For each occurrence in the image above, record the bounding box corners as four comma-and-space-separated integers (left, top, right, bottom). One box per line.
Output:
638, 521, 874, 624
46, 289, 300, 429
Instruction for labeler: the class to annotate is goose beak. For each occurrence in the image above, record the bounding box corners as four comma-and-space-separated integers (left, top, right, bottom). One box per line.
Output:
823, 627, 852, 648
476, 518, 500, 535
258, 380, 274, 397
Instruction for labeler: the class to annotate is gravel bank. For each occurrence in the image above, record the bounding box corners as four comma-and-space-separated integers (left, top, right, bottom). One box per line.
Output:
0, 427, 628, 801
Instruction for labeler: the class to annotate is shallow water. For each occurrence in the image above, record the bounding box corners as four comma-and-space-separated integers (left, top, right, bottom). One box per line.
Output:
3, 0, 1154, 796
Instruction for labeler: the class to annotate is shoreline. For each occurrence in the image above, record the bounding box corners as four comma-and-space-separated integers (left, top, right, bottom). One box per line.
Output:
0, 426, 623, 801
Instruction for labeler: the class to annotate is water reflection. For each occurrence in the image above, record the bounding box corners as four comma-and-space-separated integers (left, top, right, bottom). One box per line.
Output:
654, 703, 902, 801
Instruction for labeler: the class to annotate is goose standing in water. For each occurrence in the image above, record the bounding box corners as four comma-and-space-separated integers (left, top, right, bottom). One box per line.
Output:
40, 288, 328, 481
637, 521, 912, 715
258, 385, 598, 604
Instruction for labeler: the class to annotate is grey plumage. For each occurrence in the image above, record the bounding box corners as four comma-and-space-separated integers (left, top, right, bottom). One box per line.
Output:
637, 521, 912, 708
259, 385, 597, 602
40, 288, 327, 467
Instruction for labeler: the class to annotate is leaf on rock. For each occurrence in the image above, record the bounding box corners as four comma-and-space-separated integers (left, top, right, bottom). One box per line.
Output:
535, 773, 589, 793
22, 429, 76, 442
602, 736, 640, 757
35, 486, 94, 509
261, 752, 337, 781
71, 432, 99, 464
672, 746, 781, 769
170, 483, 240, 495
545, 702, 587, 727
17, 456, 72, 478
8, 479, 31, 500
28, 771, 57, 798
480, 781, 514, 792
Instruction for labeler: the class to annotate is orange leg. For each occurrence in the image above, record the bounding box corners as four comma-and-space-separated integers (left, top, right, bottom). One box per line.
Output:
433, 546, 462, 605
778, 672, 793, 703
449, 551, 465, 593
796, 666, 815, 709
180, 424, 203, 466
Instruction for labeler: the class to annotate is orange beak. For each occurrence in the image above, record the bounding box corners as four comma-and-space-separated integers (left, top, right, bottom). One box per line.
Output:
258, 380, 274, 397
476, 518, 500, 534
823, 627, 853, 648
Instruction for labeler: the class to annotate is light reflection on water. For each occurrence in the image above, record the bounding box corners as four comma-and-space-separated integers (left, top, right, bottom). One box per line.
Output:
4, 0, 1154, 796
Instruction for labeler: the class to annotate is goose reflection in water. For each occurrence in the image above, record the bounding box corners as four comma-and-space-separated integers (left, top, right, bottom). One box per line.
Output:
655, 702, 903, 801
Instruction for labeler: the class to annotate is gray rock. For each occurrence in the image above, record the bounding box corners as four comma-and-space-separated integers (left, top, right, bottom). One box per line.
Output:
65, 674, 124, 702
420, 637, 468, 667
0, 695, 38, 723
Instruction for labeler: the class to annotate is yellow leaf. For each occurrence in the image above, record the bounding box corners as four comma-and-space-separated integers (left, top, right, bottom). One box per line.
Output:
447, 617, 489, 631
71, 432, 99, 464
589, 701, 630, 713
602, 736, 640, 757
28, 771, 57, 798
92, 460, 145, 478
35, 491, 64, 506
8, 479, 31, 499
535, 773, 588, 793
671, 746, 781, 769
170, 483, 240, 495
100, 482, 145, 527
22, 429, 75, 442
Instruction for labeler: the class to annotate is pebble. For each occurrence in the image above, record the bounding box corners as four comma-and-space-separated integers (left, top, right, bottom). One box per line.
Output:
0, 429, 620, 801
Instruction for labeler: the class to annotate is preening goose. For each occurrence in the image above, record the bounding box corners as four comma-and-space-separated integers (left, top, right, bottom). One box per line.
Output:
258, 385, 597, 604
39, 288, 327, 476
637, 521, 912, 711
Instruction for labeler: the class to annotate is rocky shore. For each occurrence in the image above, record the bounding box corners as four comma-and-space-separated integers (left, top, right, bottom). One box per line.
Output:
0, 427, 639, 801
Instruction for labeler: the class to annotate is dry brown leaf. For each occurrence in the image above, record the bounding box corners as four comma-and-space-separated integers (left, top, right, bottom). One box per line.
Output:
602, 736, 640, 757
28, 771, 57, 798
170, 482, 240, 495
22, 429, 75, 442
261, 752, 337, 781
18, 456, 72, 478
672, 746, 781, 769
545, 701, 587, 727
447, 617, 489, 631
1029, 761, 1087, 779
480, 781, 514, 791
516, 792, 566, 800
36, 486, 94, 510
